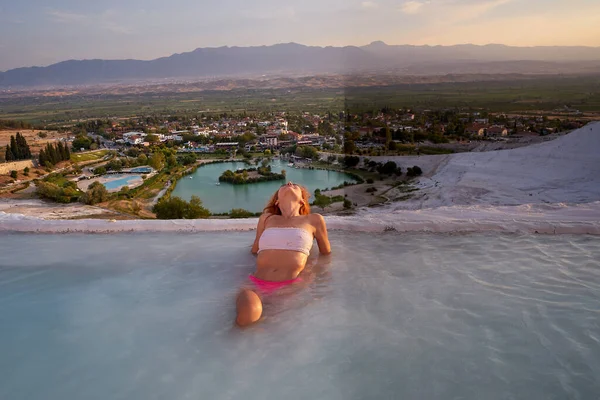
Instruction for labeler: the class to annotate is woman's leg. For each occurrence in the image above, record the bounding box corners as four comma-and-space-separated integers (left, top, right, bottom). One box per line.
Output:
235, 288, 263, 326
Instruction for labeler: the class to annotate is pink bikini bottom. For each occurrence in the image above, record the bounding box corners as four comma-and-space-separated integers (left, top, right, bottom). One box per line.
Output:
249, 275, 301, 295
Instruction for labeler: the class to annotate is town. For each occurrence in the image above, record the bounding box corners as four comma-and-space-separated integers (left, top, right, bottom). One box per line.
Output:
0, 106, 591, 220
61, 107, 587, 156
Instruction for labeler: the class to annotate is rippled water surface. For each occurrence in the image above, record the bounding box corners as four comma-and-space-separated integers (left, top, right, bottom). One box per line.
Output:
1, 233, 599, 400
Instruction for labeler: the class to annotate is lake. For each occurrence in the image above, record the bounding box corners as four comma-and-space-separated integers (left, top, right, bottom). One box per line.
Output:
170, 159, 356, 213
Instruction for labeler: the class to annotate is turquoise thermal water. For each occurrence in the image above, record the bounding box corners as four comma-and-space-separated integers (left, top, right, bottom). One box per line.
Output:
102, 175, 143, 190
0, 232, 599, 400
170, 160, 357, 213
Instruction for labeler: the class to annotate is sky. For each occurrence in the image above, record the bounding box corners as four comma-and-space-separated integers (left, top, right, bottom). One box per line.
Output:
1, 0, 599, 71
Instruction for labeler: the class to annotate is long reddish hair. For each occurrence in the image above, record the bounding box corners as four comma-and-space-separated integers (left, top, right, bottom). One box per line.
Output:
263, 184, 311, 215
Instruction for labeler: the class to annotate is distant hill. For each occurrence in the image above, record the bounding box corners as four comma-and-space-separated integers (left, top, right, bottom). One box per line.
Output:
2, 42, 600, 87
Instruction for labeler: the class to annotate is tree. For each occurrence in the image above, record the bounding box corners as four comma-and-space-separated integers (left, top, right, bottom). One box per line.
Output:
385, 127, 392, 151
343, 140, 356, 154
21, 133, 31, 158
80, 181, 108, 205
295, 145, 319, 160
149, 152, 165, 170
137, 154, 148, 165
146, 134, 159, 143
343, 156, 360, 168
10, 135, 20, 159
167, 155, 178, 168
94, 166, 106, 175
72, 135, 92, 151
38, 149, 47, 165
107, 159, 123, 171
5, 145, 14, 161
318, 121, 334, 136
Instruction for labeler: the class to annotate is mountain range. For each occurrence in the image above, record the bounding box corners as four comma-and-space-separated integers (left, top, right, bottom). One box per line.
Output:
2, 42, 600, 88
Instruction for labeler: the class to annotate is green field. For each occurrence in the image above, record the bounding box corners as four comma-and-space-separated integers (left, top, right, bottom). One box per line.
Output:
1, 75, 599, 123
71, 150, 110, 163
344, 76, 600, 113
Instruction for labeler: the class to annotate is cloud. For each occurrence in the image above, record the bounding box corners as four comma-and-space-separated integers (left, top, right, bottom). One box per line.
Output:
361, 1, 379, 9
47, 10, 87, 23
46, 9, 132, 34
444, 0, 514, 23
399, 1, 426, 14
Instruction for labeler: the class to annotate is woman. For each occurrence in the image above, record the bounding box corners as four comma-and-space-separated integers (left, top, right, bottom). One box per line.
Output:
236, 181, 331, 326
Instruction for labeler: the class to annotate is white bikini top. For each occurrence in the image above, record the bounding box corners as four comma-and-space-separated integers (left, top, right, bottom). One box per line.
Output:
258, 227, 314, 256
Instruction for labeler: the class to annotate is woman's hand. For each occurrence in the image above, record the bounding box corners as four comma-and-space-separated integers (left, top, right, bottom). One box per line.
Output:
311, 214, 331, 255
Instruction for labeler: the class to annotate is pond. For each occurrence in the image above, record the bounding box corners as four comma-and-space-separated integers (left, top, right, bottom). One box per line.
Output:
171, 159, 356, 213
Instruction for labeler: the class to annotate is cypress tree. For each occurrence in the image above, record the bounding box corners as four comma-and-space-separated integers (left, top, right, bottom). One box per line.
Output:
39, 149, 46, 165
57, 142, 65, 161
23, 135, 31, 158
16, 133, 31, 159
51, 144, 59, 164
45, 144, 55, 164
5, 145, 14, 161
61, 142, 69, 161
10, 136, 20, 159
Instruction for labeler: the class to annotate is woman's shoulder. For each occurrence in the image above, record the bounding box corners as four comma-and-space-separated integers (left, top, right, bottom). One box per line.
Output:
308, 213, 326, 225
259, 212, 274, 221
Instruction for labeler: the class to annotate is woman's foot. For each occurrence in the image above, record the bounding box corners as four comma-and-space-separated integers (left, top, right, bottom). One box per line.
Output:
236, 289, 263, 326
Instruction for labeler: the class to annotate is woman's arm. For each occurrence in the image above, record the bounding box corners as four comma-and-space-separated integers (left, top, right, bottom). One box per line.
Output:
251, 213, 270, 254
312, 214, 331, 255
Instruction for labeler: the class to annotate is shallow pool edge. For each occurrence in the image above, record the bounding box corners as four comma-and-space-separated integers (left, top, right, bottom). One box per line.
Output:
2, 202, 600, 235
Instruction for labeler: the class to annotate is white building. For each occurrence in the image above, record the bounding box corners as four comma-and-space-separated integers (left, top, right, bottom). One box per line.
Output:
123, 131, 147, 145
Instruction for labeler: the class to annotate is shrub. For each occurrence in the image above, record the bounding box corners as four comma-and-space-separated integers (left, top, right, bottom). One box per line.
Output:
343, 199, 352, 209
119, 186, 131, 199
132, 200, 142, 215
406, 165, 423, 177
312, 193, 332, 208
23, 167, 30, 176
80, 181, 109, 205
10, 170, 18, 179
229, 208, 254, 218
94, 166, 106, 175
36, 181, 81, 203
366, 187, 377, 193
366, 178, 374, 184
153, 195, 210, 219
376, 161, 397, 175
